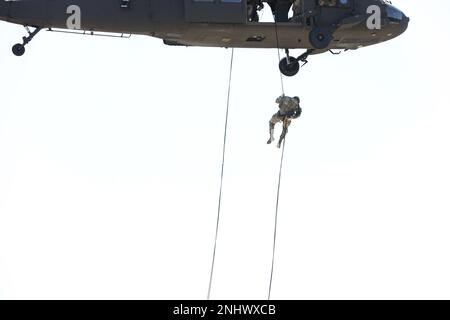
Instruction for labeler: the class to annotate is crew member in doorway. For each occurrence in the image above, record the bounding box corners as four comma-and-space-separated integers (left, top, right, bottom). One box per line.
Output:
267, 95, 302, 148
292, 0, 302, 17
247, 0, 264, 22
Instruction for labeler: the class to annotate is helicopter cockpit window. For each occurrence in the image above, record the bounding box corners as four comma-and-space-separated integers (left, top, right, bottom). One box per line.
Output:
386, 4, 403, 22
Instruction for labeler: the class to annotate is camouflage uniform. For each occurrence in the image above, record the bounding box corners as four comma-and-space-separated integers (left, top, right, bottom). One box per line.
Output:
292, 0, 302, 17
319, 0, 337, 6
267, 95, 302, 148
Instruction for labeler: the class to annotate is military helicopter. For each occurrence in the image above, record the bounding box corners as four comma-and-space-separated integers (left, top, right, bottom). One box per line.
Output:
0, 0, 408, 76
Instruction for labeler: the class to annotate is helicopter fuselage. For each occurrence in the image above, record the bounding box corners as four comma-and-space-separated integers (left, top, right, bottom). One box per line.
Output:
0, 0, 409, 50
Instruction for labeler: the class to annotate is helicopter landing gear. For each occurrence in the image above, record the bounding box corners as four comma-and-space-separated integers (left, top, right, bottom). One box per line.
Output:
279, 49, 314, 77
309, 27, 333, 50
279, 55, 299, 77
12, 26, 42, 56
12, 44, 26, 57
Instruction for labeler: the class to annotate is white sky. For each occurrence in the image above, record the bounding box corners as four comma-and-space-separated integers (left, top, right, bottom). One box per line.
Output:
1, 0, 450, 299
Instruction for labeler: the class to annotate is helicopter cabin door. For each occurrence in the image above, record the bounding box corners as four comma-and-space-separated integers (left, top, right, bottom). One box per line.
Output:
184, 0, 247, 23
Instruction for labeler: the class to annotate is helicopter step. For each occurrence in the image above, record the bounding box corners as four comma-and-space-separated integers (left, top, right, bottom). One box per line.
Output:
279, 49, 314, 77
12, 26, 42, 57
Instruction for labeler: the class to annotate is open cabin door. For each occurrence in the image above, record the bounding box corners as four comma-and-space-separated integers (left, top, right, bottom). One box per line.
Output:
184, 0, 247, 23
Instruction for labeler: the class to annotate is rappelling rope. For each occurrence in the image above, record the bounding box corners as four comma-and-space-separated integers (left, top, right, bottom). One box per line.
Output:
207, 22, 287, 300
274, 21, 285, 95
267, 13, 288, 301
207, 48, 234, 300
268, 137, 286, 300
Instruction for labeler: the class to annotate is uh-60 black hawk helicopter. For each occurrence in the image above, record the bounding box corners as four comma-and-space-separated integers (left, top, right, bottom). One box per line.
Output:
0, 0, 408, 76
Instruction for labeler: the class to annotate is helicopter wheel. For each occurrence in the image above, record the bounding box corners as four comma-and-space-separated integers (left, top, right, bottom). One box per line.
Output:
279, 57, 300, 77
12, 44, 26, 57
309, 27, 333, 50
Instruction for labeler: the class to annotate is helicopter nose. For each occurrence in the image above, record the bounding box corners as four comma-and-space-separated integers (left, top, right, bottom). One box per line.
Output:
399, 8, 410, 26
403, 13, 410, 23
399, 11, 409, 35
386, 4, 409, 35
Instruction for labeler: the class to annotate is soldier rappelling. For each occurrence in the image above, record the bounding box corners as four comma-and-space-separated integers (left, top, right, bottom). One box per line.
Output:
267, 95, 302, 148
